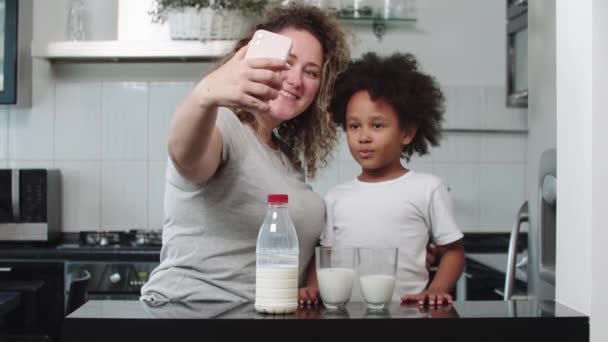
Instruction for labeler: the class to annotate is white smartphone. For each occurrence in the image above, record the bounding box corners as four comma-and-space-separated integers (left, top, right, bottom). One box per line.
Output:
244, 29, 293, 61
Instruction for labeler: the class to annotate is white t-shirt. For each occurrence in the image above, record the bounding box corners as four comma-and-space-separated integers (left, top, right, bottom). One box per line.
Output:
321, 170, 463, 299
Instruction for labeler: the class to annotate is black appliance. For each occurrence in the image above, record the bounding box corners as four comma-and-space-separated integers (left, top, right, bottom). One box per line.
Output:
0, 169, 61, 242
63, 230, 161, 300
0, 260, 65, 342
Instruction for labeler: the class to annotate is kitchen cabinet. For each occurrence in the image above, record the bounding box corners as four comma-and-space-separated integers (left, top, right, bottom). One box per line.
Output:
0, 0, 32, 106
0, 260, 65, 342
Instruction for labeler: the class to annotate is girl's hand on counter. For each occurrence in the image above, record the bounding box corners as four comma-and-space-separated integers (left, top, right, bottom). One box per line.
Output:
400, 289, 453, 307
298, 286, 320, 307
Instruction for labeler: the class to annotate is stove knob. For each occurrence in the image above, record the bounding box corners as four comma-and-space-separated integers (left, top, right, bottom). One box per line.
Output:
110, 273, 121, 283
100, 236, 109, 246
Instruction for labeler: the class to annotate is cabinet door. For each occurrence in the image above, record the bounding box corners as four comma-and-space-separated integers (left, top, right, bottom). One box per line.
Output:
0, 0, 31, 106
0, 260, 65, 341
0, 0, 18, 104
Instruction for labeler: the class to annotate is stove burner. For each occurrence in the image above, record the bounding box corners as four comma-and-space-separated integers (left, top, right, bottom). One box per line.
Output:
79, 229, 162, 247
133, 229, 162, 246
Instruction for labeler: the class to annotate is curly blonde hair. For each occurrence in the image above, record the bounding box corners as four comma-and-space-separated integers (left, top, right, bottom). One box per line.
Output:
220, 3, 350, 178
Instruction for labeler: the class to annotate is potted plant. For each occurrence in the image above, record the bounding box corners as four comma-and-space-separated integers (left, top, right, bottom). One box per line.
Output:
150, 0, 271, 40
149, 0, 210, 40
212, 0, 270, 39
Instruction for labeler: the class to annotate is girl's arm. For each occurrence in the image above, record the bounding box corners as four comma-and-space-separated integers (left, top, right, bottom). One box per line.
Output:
401, 239, 464, 306
298, 258, 320, 305
428, 239, 465, 293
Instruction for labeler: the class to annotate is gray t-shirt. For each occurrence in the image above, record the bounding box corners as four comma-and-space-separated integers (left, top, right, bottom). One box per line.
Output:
140, 108, 325, 302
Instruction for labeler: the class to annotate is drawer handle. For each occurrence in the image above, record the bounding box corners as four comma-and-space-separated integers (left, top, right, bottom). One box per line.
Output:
0, 267, 13, 272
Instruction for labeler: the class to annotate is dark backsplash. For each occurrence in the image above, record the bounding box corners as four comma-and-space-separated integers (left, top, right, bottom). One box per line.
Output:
463, 233, 528, 253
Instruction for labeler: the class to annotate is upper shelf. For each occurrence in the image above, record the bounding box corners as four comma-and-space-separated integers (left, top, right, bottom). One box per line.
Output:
31, 16, 417, 63
31, 40, 237, 63
337, 16, 417, 23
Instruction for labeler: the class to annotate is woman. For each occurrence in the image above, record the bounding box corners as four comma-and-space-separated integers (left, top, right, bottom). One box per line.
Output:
140, 4, 350, 303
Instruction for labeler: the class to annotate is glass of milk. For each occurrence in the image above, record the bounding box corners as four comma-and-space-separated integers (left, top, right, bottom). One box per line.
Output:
356, 247, 398, 310
315, 246, 356, 310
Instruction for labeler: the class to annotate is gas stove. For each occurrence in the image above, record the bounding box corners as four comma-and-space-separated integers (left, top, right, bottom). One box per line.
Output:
78, 229, 162, 247
62, 229, 163, 299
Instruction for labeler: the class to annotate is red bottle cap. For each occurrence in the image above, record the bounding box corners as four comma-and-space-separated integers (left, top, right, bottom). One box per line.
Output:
268, 194, 288, 204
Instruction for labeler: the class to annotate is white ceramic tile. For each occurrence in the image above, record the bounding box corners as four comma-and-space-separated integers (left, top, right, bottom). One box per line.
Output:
336, 131, 352, 161
0, 161, 7, 168
55, 82, 102, 160
480, 133, 527, 163
431, 132, 481, 163
308, 157, 340, 198
409, 145, 434, 163
53, 161, 101, 232
478, 163, 526, 232
101, 161, 148, 229
433, 163, 480, 232
148, 82, 194, 161
482, 86, 528, 131
443, 86, 483, 130
338, 158, 361, 182
148, 161, 166, 230
441, 86, 457, 130
8, 160, 54, 169
0, 108, 7, 160
102, 82, 148, 161
8, 89, 55, 160
403, 159, 433, 174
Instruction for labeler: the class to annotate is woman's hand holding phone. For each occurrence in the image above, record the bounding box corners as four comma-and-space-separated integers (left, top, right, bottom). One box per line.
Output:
194, 30, 292, 114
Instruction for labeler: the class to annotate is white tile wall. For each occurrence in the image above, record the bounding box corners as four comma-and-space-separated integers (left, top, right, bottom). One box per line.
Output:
101, 82, 148, 161
308, 156, 340, 198
480, 133, 527, 163
478, 163, 526, 231
315, 129, 528, 232
442, 85, 527, 132
53, 161, 101, 232
148, 161, 166, 229
55, 83, 102, 160
8, 90, 55, 160
101, 161, 148, 229
8, 160, 54, 169
434, 163, 480, 228
431, 132, 481, 163
4, 77, 528, 233
148, 82, 194, 161
443, 86, 484, 130
482, 86, 528, 131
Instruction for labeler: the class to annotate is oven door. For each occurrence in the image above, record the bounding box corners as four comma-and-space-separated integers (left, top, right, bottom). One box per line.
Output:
0, 260, 65, 341
65, 261, 158, 301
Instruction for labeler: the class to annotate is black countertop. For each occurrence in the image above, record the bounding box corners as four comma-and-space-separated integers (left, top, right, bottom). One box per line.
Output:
62, 299, 588, 342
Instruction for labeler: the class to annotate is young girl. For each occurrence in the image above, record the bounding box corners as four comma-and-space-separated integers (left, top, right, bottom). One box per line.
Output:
303, 53, 464, 307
